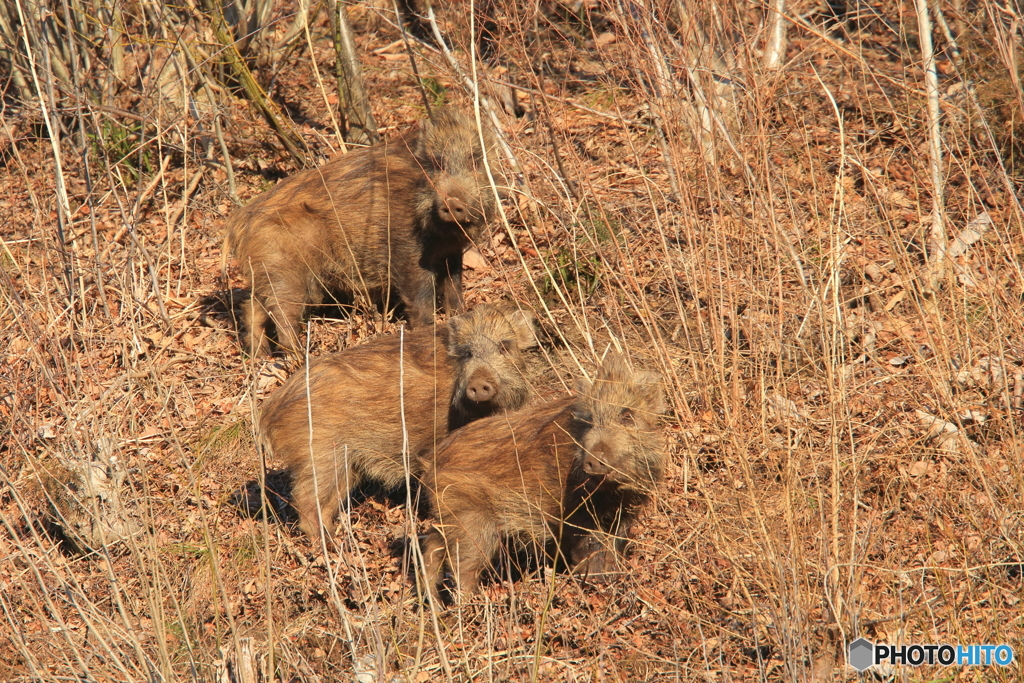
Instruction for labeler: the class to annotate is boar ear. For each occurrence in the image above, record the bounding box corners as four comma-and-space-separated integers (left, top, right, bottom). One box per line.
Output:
595, 351, 630, 381
413, 113, 441, 160
636, 370, 666, 416
445, 311, 470, 350
508, 308, 537, 349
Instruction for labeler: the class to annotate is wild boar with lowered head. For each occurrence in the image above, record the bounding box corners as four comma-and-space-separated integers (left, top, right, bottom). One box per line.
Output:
419, 352, 666, 602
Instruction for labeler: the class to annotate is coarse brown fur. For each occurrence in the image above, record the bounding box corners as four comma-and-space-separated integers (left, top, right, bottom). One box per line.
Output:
419, 353, 665, 602
226, 108, 498, 356
259, 304, 535, 542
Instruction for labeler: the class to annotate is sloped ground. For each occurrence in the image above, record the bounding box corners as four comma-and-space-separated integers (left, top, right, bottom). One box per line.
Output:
1, 1, 1023, 681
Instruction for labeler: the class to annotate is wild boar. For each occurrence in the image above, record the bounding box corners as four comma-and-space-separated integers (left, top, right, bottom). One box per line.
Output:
226, 108, 497, 356
260, 303, 534, 541
419, 353, 665, 601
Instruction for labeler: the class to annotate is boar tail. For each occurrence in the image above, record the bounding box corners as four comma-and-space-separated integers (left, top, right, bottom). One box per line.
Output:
220, 231, 232, 287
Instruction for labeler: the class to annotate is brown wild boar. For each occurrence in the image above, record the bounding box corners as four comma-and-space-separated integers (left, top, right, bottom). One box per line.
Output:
419, 353, 665, 601
259, 304, 535, 541
226, 108, 497, 356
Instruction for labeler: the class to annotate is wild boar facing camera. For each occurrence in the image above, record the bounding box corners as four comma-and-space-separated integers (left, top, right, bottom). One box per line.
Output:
419, 352, 666, 602
259, 303, 535, 542
226, 108, 498, 356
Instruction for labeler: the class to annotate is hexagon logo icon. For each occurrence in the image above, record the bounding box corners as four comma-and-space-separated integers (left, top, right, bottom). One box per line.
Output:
848, 638, 874, 671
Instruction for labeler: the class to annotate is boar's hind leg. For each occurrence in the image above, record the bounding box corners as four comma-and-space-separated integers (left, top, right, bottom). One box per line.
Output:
421, 512, 498, 601
246, 271, 306, 357
450, 512, 499, 597
421, 530, 448, 604
243, 294, 271, 357
291, 462, 357, 543
263, 284, 307, 357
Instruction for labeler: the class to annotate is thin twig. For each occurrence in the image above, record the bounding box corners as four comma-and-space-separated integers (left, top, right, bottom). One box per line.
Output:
916, 0, 947, 291
392, 0, 434, 117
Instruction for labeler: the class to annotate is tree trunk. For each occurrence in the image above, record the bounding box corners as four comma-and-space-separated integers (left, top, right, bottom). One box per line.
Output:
334, 0, 379, 146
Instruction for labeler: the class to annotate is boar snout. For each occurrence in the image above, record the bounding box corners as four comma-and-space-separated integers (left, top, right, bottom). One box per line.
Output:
445, 304, 534, 430
439, 196, 470, 224
465, 368, 498, 402
581, 445, 613, 476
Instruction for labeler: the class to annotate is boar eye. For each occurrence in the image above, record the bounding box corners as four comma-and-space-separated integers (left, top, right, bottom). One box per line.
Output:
619, 408, 636, 426
499, 339, 514, 353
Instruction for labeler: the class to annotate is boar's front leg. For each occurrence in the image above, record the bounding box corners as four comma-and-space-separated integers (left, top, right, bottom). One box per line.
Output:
565, 531, 624, 575
396, 267, 438, 329
563, 510, 634, 576
439, 253, 465, 316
